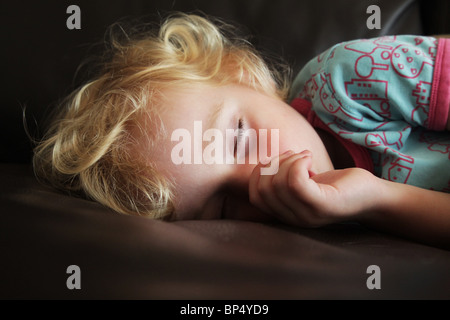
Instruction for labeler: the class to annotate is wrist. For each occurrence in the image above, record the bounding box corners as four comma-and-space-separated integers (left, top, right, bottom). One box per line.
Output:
356, 175, 397, 224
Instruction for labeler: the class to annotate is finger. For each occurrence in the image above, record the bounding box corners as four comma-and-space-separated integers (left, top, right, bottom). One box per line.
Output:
287, 153, 322, 207
248, 150, 295, 216
272, 150, 313, 204
272, 151, 326, 227
271, 150, 316, 224
248, 155, 275, 214
253, 151, 301, 218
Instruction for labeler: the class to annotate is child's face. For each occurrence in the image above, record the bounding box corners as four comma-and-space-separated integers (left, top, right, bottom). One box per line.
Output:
141, 83, 333, 221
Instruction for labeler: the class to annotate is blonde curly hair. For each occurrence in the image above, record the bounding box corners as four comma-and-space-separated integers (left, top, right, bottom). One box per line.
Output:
33, 13, 290, 219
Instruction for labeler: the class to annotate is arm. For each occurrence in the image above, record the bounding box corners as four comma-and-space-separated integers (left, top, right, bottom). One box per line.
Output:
249, 151, 450, 250
359, 179, 450, 249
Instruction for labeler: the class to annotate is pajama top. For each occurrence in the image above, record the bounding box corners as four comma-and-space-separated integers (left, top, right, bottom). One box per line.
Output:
289, 35, 450, 192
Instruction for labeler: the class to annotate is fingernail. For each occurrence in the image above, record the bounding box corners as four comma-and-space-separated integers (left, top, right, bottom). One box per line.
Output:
298, 150, 312, 157
281, 150, 295, 157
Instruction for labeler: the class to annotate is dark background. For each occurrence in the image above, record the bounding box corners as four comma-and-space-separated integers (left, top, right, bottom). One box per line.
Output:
3, 0, 448, 164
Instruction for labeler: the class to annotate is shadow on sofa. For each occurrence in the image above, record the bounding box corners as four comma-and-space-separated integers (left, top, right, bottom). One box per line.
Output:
1, 0, 449, 299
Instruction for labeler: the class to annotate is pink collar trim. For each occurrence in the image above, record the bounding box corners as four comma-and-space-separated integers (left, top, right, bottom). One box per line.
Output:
291, 98, 374, 173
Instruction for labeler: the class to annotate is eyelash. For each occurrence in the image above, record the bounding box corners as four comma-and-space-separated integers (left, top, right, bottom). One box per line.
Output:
234, 118, 245, 156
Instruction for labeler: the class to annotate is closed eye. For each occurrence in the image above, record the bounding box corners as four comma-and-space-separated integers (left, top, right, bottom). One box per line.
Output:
233, 118, 245, 157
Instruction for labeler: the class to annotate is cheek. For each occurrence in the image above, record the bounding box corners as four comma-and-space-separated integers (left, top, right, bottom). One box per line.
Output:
274, 122, 302, 154
251, 102, 313, 156
278, 113, 318, 154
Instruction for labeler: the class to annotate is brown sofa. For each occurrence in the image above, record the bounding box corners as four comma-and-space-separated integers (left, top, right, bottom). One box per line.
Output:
1, 0, 450, 300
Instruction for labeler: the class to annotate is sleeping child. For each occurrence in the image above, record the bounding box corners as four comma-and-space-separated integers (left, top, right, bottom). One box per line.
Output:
32, 13, 450, 248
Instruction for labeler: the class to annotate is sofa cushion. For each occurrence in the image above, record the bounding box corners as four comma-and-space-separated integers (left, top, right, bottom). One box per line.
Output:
1, 163, 450, 299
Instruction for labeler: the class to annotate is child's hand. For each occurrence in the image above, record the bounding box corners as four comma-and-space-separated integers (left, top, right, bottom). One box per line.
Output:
249, 150, 381, 227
